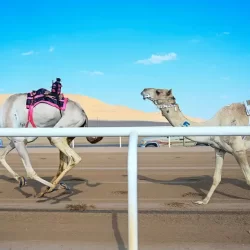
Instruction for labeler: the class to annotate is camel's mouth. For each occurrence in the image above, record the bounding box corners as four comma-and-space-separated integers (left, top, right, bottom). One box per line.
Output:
142, 93, 151, 100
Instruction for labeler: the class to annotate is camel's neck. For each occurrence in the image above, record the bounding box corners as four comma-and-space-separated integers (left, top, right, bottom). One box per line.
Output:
157, 103, 216, 142
160, 105, 207, 127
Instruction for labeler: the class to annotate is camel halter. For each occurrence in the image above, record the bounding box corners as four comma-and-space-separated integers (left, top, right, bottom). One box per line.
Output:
153, 100, 178, 111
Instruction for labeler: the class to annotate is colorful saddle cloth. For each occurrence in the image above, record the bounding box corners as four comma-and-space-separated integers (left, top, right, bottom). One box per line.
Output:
25, 88, 68, 128
26, 88, 67, 110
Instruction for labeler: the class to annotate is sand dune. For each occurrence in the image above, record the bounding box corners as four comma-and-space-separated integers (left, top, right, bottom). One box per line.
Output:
0, 93, 204, 123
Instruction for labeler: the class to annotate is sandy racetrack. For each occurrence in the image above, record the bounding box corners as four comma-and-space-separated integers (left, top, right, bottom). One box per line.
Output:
0, 147, 250, 249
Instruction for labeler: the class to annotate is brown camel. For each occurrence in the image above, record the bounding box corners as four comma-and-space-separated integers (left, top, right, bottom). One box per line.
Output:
141, 88, 250, 205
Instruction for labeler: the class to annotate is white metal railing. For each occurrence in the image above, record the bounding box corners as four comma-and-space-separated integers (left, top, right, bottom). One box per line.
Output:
1, 126, 250, 137
1, 126, 250, 250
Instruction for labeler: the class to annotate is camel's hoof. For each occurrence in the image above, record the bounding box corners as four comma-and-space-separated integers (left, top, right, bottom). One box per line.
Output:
18, 176, 27, 188
36, 183, 69, 198
193, 200, 207, 205
36, 186, 55, 198
58, 182, 70, 190
36, 191, 46, 198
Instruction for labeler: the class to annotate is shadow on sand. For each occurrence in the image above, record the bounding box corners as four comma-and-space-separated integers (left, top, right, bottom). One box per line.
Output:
128, 174, 250, 201
112, 212, 127, 250
0, 174, 101, 204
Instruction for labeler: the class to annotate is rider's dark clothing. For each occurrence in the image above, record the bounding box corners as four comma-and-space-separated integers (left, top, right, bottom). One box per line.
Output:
51, 78, 62, 96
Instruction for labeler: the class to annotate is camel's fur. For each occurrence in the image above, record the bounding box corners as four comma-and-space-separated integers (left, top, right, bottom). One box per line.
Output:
141, 88, 250, 205
0, 93, 103, 197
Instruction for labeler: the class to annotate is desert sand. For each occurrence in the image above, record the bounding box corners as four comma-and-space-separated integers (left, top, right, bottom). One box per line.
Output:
0, 147, 249, 249
0, 93, 204, 122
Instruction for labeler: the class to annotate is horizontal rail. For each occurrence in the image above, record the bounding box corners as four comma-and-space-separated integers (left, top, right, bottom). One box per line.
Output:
0, 126, 250, 137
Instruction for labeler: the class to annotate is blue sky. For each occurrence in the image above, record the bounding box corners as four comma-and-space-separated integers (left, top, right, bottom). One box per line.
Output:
0, 0, 250, 119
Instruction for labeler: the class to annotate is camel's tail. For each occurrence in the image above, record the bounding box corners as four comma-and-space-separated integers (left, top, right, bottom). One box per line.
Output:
83, 115, 103, 144
67, 115, 103, 144
86, 136, 103, 144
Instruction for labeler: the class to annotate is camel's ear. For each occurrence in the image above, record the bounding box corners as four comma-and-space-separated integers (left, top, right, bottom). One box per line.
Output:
166, 89, 172, 96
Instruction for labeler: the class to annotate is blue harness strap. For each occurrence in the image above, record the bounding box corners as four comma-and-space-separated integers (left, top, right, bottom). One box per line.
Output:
244, 100, 250, 125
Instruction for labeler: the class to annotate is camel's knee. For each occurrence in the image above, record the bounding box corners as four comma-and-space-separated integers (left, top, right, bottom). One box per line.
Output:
233, 150, 248, 161
73, 154, 81, 165
68, 154, 81, 167
234, 149, 246, 155
65, 147, 81, 165
52, 137, 81, 166
212, 173, 221, 186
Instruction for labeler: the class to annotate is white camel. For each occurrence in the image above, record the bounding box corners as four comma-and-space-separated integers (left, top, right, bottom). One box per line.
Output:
0, 90, 103, 197
141, 88, 250, 205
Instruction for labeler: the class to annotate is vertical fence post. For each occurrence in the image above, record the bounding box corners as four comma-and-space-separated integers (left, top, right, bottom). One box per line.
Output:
70, 140, 74, 148
127, 130, 138, 250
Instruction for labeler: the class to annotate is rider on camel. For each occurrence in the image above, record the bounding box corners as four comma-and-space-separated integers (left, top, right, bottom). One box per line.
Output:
51, 77, 62, 96
49, 77, 63, 106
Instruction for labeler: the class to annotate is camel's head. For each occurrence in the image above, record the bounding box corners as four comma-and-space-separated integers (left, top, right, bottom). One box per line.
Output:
140, 88, 175, 106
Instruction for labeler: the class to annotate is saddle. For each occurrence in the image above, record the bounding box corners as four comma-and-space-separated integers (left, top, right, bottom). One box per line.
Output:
26, 88, 66, 110
25, 88, 68, 128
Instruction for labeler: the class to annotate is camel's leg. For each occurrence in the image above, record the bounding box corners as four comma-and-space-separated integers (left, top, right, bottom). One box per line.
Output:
13, 140, 55, 188
0, 141, 26, 185
49, 137, 74, 183
233, 150, 250, 185
37, 137, 74, 197
45, 137, 74, 185
194, 149, 225, 205
45, 137, 81, 193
